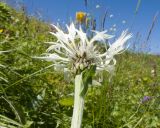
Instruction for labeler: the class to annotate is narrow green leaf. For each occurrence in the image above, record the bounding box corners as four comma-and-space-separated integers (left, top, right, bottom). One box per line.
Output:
0, 114, 23, 127
80, 65, 96, 97
2, 97, 26, 124
23, 121, 33, 128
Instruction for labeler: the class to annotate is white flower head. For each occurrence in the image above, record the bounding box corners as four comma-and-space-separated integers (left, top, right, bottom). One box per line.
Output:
122, 20, 126, 24
109, 14, 114, 18
96, 5, 100, 9
36, 22, 132, 75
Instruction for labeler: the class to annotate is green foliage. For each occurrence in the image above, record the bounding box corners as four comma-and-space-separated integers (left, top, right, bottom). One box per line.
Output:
0, 2, 12, 26
59, 97, 74, 107
0, 2, 160, 128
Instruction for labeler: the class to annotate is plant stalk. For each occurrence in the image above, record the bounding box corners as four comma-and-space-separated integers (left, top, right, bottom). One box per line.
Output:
71, 74, 84, 128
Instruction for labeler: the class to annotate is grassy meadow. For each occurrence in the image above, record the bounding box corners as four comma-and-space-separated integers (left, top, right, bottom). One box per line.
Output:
0, 2, 160, 128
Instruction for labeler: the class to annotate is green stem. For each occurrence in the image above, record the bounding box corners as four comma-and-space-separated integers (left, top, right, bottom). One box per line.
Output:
71, 74, 84, 128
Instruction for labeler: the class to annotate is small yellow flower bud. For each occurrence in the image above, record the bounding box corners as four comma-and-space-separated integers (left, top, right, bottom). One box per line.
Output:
0, 29, 4, 33
76, 12, 86, 24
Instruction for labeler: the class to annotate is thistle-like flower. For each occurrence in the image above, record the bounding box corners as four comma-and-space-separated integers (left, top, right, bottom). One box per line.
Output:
37, 23, 132, 75
36, 22, 132, 128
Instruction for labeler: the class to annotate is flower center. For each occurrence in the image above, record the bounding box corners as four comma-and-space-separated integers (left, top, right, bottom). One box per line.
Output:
72, 52, 93, 74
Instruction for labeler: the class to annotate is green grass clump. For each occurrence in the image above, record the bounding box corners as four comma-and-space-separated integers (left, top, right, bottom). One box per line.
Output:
0, 2, 160, 128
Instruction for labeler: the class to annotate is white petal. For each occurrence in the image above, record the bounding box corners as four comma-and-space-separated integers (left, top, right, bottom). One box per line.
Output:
34, 54, 69, 62
108, 30, 132, 55
90, 30, 114, 44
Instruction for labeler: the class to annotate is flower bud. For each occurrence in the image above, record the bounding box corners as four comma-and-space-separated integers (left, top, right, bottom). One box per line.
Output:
80, 64, 84, 70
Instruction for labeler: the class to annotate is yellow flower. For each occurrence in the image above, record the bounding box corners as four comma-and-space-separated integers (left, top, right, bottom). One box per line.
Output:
0, 29, 4, 33
76, 12, 86, 24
